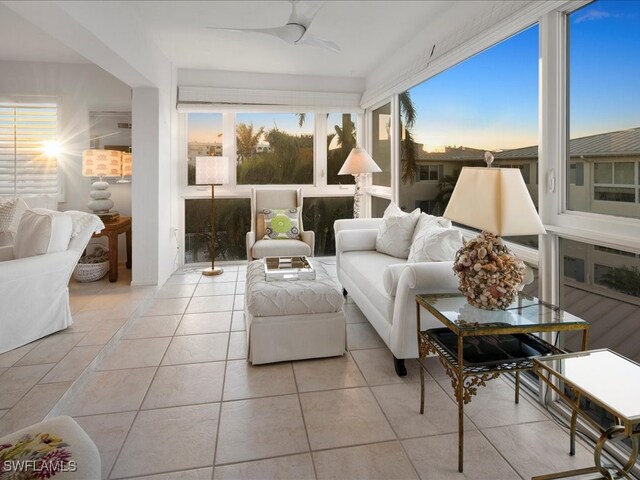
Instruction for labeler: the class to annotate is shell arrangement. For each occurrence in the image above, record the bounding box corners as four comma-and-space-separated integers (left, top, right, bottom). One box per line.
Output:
453, 231, 525, 310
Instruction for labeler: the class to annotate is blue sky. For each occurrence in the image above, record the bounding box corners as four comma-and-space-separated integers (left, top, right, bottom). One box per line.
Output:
409, 0, 640, 151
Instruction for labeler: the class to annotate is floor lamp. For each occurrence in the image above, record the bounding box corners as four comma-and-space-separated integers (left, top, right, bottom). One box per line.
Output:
196, 156, 229, 276
338, 147, 382, 218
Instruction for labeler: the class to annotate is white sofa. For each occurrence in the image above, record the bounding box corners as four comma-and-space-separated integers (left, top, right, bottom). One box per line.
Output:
0, 210, 103, 354
335, 217, 460, 375
0, 194, 59, 247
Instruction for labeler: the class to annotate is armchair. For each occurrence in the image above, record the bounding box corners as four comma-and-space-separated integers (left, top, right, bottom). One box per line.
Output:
0, 210, 103, 354
246, 187, 315, 260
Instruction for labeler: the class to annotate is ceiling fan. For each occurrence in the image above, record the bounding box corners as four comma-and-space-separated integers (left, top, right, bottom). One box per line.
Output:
208, 0, 340, 54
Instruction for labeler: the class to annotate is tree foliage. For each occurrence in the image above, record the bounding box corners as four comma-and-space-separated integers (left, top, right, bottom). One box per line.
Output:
399, 91, 418, 185
236, 123, 265, 163
600, 266, 640, 296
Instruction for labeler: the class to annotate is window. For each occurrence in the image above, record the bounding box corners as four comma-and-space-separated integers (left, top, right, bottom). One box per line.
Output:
371, 103, 391, 187
563, 256, 585, 283
417, 164, 442, 182
398, 25, 538, 248
302, 197, 353, 255
236, 113, 313, 185
371, 196, 390, 217
327, 113, 356, 185
569, 162, 584, 186
186, 113, 223, 186
0, 102, 58, 195
567, 0, 640, 218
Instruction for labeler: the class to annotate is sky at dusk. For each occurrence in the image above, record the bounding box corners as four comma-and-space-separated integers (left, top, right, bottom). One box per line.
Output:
410, 0, 640, 152
188, 1, 639, 153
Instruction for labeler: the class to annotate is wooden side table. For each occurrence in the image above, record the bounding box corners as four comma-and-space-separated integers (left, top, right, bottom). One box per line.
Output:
92, 216, 132, 282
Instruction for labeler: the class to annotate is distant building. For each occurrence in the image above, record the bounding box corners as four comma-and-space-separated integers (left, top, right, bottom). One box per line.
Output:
188, 142, 223, 158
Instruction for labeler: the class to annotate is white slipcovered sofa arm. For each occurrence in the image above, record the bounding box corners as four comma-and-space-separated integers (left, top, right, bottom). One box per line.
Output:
0, 250, 77, 284
0, 246, 13, 262
389, 261, 460, 358
382, 263, 409, 297
334, 218, 382, 235
246, 231, 256, 260
335, 229, 377, 254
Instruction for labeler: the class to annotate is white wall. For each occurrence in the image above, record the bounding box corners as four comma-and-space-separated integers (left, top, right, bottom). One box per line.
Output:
0, 60, 133, 259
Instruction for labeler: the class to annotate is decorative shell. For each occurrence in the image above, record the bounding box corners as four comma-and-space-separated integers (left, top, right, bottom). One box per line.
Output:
452, 231, 525, 310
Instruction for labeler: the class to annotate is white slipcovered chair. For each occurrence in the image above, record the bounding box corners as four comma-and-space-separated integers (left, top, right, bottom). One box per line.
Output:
0, 209, 103, 354
246, 187, 315, 260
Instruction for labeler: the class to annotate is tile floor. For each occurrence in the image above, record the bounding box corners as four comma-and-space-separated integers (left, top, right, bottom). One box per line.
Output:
0, 259, 600, 479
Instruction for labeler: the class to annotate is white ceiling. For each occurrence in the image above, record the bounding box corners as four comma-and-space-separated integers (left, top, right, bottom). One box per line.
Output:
1, 0, 459, 79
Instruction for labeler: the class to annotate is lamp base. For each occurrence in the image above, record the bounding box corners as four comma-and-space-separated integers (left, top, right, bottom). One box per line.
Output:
452, 231, 525, 310
202, 266, 224, 276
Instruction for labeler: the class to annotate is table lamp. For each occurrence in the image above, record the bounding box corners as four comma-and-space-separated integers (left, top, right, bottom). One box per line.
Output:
82, 149, 122, 219
443, 157, 545, 310
196, 156, 229, 276
338, 147, 382, 218
117, 152, 132, 184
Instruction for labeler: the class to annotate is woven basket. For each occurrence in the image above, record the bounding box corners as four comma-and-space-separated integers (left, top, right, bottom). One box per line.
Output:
73, 245, 110, 282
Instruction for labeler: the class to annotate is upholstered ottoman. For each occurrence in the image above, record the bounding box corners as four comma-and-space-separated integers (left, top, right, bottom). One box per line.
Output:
245, 259, 346, 364
0, 416, 101, 479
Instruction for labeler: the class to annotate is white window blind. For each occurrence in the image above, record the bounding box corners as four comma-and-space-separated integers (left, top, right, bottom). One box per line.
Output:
0, 102, 58, 195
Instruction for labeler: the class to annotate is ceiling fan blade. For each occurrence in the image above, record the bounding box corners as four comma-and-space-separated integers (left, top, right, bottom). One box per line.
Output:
288, 0, 325, 28
208, 24, 305, 43
296, 34, 340, 53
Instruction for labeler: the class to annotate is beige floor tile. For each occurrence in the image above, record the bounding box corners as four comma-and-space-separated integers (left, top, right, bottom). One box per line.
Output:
421, 356, 449, 379
123, 315, 181, 339
198, 271, 238, 283
0, 381, 72, 436
185, 295, 235, 314
111, 403, 219, 478
163, 273, 202, 285
58, 367, 156, 416
123, 467, 213, 480
15, 332, 86, 366
227, 331, 247, 360
142, 362, 225, 409
216, 395, 308, 465
0, 410, 6, 419
435, 376, 548, 429
231, 311, 245, 331
74, 411, 137, 479
162, 334, 228, 365
176, 312, 232, 335
293, 354, 366, 392
0, 368, 5, 377
351, 348, 421, 386
40, 345, 103, 383
77, 317, 128, 346
142, 297, 191, 316
215, 453, 315, 480
0, 342, 40, 368
0, 364, 54, 409
223, 361, 296, 401
346, 323, 386, 350
313, 441, 418, 480
66, 311, 104, 333
156, 283, 197, 298
343, 303, 368, 324
372, 381, 476, 439
233, 294, 245, 311
402, 430, 520, 480
97, 337, 171, 371
194, 283, 236, 296
300, 387, 395, 450
235, 281, 246, 294
482, 420, 594, 479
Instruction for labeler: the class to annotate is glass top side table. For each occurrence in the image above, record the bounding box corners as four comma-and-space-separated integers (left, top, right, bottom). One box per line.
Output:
533, 349, 640, 480
416, 293, 591, 473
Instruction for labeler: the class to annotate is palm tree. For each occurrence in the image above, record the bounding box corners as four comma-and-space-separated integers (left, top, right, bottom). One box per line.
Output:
400, 91, 418, 185
236, 123, 264, 163
432, 170, 460, 215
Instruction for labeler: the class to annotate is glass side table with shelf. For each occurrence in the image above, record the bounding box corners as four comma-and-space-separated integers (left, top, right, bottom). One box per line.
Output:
416, 293, 590, 473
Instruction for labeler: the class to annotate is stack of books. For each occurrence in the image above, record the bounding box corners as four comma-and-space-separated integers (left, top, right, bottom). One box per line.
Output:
98, 212, 120, 223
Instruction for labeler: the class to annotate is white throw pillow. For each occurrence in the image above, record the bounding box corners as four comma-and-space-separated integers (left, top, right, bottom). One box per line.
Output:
411, 212, 452, 245
13, 209, 73, 259
408, 226, 463, 263
375, 203, 421, 259
0, 198, 18, 232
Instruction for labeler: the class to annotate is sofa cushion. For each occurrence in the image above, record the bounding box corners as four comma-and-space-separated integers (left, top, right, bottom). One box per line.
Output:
408, 226, 463, 263
263, 207, 300, 239
252, 238, 311, 258
411, 213, 451, 243
341, 250, 400, 321
13, 209, 73, 259
375, 203, 420, 259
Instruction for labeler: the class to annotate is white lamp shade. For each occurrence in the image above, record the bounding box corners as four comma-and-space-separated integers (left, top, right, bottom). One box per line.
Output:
82, 149, 122, 177
443, 167, 546, 237
338, 148, 382, 175
121, 152, 132, 176
196, 156, 229, 185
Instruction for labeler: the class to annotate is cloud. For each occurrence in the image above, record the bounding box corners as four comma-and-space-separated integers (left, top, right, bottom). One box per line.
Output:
574, 9, 623, 23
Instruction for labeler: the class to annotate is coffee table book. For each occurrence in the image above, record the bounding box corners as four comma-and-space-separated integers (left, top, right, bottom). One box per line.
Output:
264, 256, 315, 281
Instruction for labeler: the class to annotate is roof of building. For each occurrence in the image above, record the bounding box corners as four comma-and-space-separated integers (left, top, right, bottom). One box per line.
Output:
414, 126, 640, 162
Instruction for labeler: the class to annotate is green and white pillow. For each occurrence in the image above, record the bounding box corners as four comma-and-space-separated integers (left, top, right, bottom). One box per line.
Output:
263, 208, 300, 240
